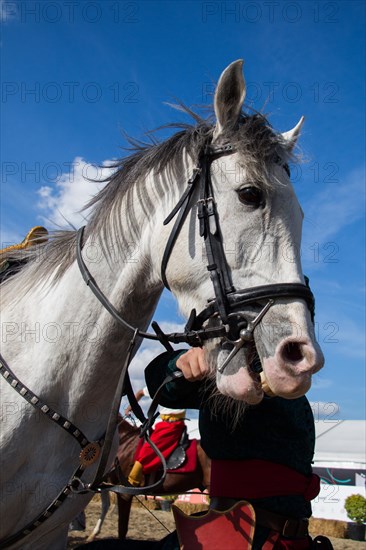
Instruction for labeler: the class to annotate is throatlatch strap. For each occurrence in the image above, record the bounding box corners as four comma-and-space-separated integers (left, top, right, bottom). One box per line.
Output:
161, 167, 201, 289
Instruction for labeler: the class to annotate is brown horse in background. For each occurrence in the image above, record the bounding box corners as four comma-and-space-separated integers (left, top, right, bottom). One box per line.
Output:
87, 417, 210, 541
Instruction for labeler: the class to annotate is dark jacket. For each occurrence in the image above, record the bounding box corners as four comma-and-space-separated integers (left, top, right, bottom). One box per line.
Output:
145, 350, 316, 520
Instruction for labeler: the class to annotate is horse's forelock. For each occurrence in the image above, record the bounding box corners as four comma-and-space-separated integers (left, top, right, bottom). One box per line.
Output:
85, 110, 291, 240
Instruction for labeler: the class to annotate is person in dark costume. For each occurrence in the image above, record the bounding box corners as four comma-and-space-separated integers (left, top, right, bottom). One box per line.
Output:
142, 347, 332, 550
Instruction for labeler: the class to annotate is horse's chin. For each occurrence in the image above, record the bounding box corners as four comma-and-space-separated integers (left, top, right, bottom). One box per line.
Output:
216, 349, 264, 404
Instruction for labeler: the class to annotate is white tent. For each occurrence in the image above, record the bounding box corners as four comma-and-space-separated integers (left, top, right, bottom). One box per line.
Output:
314, 420, 365, 465
312, 420, 365, 520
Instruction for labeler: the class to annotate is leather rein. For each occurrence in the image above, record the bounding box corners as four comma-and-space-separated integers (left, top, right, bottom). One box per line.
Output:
0, 141, 315, 548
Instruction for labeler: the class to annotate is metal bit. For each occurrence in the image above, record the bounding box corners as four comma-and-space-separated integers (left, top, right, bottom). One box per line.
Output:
217, 300, 274, 374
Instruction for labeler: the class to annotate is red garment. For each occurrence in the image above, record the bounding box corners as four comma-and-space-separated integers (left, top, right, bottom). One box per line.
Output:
273, 536, 313, 549
210, 459, 320, 501
210, 460, 318, 550
134, 420, 185, 474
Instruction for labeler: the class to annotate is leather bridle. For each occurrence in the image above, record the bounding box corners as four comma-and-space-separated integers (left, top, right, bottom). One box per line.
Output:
76, 140, 314, 350
0, 139, 316, 549
160, 141, 315, 347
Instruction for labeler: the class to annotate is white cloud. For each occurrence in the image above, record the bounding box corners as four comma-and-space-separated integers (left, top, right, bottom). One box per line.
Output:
37, 157, 114, 229
123, 321, 187, 416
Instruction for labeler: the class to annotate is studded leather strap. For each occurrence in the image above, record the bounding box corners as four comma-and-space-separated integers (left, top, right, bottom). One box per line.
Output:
0, 465, 85, 549
0, 354, 92, 448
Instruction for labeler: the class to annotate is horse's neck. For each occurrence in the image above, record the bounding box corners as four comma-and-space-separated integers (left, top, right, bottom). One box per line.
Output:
50, 156, 194, 427
3, 234, 161, 441
2, 154, 195, 439
68, 254, 162, 425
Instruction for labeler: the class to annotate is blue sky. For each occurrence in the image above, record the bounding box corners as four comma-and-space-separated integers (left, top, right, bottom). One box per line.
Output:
1, 0, 365, 419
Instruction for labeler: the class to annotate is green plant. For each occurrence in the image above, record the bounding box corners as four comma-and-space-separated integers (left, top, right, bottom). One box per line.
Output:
160, 494, 178, 501
344, 494, 366, 524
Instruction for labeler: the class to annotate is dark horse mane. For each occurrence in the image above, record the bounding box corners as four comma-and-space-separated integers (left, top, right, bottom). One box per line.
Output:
2, 107, 291, 300
85, 109, 289, 240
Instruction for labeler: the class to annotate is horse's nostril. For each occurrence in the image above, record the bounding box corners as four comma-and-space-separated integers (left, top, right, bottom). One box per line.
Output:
282, 342, 303, 363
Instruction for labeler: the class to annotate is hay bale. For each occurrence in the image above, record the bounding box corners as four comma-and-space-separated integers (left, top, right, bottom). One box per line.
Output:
132, 497, 160, 510
309, 517, 347, 539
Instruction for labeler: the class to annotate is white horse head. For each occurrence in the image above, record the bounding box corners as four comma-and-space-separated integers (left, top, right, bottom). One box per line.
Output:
152, 60, 324, 404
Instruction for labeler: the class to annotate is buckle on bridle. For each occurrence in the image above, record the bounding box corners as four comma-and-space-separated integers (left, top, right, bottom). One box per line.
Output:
217, 300, 274, 374
69, 477, 90, 494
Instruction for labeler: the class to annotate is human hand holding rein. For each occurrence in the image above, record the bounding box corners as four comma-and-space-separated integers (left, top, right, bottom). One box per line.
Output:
176, 348, 209, 382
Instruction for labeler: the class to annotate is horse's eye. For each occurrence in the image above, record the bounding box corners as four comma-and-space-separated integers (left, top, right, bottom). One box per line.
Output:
237, 186, 263, 207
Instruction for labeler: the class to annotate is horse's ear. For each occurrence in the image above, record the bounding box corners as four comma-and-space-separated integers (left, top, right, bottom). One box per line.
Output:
281, 116, 305, 150
213, 60, 246, 140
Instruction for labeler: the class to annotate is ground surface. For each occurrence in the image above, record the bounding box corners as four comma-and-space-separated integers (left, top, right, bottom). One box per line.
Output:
67, 496, 365, 549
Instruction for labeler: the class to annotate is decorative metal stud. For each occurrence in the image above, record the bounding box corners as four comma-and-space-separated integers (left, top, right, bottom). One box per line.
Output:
79, 442, 101, 467
41, 405, 49, 413
31, 396, 39, 405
